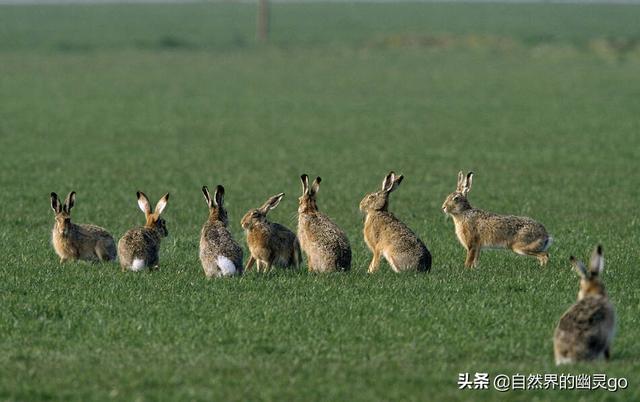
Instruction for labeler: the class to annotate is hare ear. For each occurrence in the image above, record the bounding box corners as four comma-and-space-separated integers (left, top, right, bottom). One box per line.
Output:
260, 193, 285, 213
570, 256, 589, 279
589, 245, 604, 275
381, 172, 395, 191
300, 174, 310, 195
456, 171, 465, 191
214, 185, 225, 208
387, 174, 404, 193
155, 193, 169, 216
202, 186, 213, 208
63, 191, 76, 213
137, 191, 152, 215
310, 177, 321, 195
51, 192, 62, 213
462, 172, 473, 196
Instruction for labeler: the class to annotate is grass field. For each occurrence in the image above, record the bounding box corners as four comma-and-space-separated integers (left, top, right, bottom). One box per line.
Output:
1, 2, 640, 401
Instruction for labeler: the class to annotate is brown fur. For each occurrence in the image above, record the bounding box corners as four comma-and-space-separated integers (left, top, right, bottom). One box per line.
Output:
442, 171, 552, 268
360, 172, 431, 273
199, 185, 243, 278
554, 246, 615, 365
241, 193, 302, 272
297, 175, 351, 272
118, 191, 169, 271
50, 192, 116, 263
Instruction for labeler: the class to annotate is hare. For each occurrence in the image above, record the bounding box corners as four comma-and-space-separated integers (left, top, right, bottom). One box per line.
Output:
199, 185, 243, 278
118, 191, 169, 272
360, 172, 431, 273
297, 174, 351, 272
442, 171, 552, 268
554, 245, 616, 365
50, 191, 116, 263
241, 192, 302, 272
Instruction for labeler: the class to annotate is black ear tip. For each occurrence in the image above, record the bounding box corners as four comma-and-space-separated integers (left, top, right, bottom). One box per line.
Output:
50, 192, 57, 198
569, 255, 576, 262
300, 174, 308, 180
202, 186, 208, 192
279, 192, 285, 197
136, 191, 141, 198
316, 176, 322, 183
216, 184, 225, 193
165, 193, 170, 200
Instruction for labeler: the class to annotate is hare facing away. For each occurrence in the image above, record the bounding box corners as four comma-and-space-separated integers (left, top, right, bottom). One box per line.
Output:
50, 191, 116, 263
297, 174, 351, 273
241, 192, 302, 272
442, 171, 552, 268
554, 245, 616, 365
118, 191, 169, 272
200, 185, 243, 278
360, 172, 431, 273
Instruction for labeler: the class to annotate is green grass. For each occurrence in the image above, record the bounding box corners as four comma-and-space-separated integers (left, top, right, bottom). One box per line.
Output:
1, 2, 640, 401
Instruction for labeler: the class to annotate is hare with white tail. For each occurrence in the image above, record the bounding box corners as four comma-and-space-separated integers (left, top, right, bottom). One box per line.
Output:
554, 245, 616, 365
442, 171, 552, 268
118, 191, 169, 272
50, 191, 116, 263
241, 193, 302, 272
297, 174, 351, 273
360, 172, 431, 273
199, 185, 243, 278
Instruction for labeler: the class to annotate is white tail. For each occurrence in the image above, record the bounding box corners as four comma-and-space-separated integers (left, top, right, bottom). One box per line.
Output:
217, 255, 236, 276
131, 258, 146, 271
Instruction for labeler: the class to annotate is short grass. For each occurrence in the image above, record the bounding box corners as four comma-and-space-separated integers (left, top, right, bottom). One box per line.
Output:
1, 2, 639, 401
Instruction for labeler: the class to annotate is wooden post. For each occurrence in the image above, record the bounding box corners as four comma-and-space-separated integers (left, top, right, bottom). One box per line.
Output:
257, 0, 269, 43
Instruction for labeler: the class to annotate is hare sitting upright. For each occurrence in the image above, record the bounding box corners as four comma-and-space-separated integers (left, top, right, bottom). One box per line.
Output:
241, 193, 302, 272
118, 191, 170, 272
442, 171, 552, 268
50, 191, 116, 263
199, 185, 243, 278
360, 172, 431, 273
554, 245, 616, 365
297, 174, 351, 273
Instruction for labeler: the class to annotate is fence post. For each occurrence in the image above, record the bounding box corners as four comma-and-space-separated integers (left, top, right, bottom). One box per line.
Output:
257, 0, 269, 43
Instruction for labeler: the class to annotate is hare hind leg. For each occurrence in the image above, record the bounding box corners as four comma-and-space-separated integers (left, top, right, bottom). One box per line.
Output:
512, 242, 549, 266
95, 240, 116, 262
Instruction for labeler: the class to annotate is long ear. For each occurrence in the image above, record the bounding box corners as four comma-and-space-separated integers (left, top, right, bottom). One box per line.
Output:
310, 177, 321, 195
300, 174, 309, 195
387, 174, 404, 193
381, 172, 395, 192
260, 193, 285, 214
214, 185, 225, 208
137, 191, 152, 215
51, 192, 62, 213
456, 171, 465, 191
462, 172, 473, 196
63, 191, 76, 213
589, 245, 604, 275
155, 193, 169, 216
202, 186, 214, 208
570, 256, 589, 279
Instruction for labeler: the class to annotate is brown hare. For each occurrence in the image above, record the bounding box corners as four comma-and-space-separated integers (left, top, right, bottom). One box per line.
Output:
200, 185, 243, 278
360, 172, 431, 273
442, 171, 552, 268
118, 191, 169, 272
241, 192, 302, 272
297, 174, 351, 273
50, 191, 116, 263
554, 245, 616, 365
